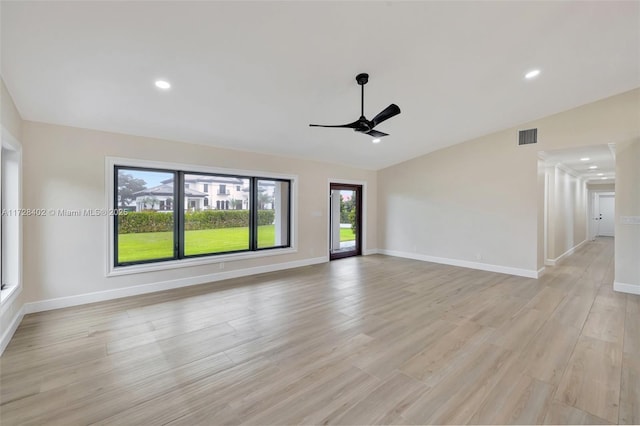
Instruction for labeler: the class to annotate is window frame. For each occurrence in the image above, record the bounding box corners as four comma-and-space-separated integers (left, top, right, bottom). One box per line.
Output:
0, 128, 23, 307
106, 157, 297, 277
253, 178, 292, 251
181, 171, 253, 259
113, 165, 179, 267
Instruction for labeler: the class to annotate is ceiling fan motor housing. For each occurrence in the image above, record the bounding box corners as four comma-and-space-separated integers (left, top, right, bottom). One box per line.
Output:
356, 73, 369, 85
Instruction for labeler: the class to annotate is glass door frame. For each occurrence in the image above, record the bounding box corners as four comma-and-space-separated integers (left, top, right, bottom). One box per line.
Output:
329, 183, 362, 260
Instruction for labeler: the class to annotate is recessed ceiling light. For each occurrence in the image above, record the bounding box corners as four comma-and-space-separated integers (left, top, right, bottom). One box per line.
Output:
589, 165, 598, 169
524, 69, 541, 80
597, 173, 604, 176
372, 138, 381, 144
155, 80, 171, 90
601, 177, 608, 180
580, 157, 590, 161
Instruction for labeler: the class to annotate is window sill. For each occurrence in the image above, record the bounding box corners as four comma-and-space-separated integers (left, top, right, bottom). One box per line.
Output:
0, 285, 22, 317
107, 246, 297, 277
0, 285, 19, 303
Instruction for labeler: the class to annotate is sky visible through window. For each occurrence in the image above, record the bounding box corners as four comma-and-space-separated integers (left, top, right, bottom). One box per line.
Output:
129, 170, 166, 188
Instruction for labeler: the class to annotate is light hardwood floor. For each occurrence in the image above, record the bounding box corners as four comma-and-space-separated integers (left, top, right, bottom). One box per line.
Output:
1, 237, 638, 425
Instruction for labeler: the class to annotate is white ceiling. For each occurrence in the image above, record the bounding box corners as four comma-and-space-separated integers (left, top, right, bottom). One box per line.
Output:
540, 144, 616, 183
2, 1, 639, 170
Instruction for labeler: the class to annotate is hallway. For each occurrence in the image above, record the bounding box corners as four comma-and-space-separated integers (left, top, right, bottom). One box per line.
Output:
534, 237, 637, 424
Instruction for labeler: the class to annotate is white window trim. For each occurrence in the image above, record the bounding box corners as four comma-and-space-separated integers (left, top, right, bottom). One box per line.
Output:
105, 156, 298, 277
0, 127, 23, 306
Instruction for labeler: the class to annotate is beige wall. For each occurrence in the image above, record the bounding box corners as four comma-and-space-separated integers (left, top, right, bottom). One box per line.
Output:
378, 88, 640, 277
378, 128, 537, 273
20, 121, 377, 303
615, 140, 640, 291
1, 78, 24, 352
587, 183, 615, 192
1, 79, 22, 141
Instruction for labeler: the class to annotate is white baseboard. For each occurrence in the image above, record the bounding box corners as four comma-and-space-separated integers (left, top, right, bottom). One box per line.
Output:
363, 248, 379, 255
614, 281, 640, 295
537, 267, 546, 278
1, 305, 25, 356
24, 256, 328, 314
545, 239, 588, 266
378, 249, 539, 279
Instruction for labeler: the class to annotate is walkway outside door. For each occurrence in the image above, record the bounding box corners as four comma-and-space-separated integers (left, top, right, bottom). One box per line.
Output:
329, 183, 362, 260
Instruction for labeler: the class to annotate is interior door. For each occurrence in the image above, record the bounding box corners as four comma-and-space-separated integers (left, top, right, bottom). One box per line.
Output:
329, 184, 362, 260
597, 194, 615, 237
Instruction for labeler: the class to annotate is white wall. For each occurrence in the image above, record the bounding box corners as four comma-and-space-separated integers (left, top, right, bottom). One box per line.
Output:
378, 88, 640, 279
537, 160, 545, 271
20, 121, 377, 305
614, 140, 640, 294
545, 166, 587, 263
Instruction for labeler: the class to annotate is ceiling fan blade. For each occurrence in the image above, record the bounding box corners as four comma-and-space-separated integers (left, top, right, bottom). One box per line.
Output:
371, 104, 401, 127
365, 129, 389, 138
309, 120, 359, 129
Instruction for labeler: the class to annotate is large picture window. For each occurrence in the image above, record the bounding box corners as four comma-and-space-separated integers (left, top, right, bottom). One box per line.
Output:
113, 165, 292, 267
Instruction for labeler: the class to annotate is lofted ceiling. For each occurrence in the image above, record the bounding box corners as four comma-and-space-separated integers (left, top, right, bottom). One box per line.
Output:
1, 1, 639, 170
540, 145, 616, 184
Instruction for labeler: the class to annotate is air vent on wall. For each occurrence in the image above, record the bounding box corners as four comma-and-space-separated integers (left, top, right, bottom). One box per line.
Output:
518, 128, 538, 145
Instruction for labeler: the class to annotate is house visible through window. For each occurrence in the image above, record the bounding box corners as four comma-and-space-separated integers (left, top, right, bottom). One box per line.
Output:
113, 166, 292, 267
115, 168, 175, 264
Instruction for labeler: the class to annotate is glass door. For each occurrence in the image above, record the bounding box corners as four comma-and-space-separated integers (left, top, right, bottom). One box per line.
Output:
330, 183, 362, 260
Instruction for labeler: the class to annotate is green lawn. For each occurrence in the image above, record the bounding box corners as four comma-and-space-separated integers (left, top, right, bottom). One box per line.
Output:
340, 227, 355, 242
118, 224, 356, 263
118, 225, 276, 263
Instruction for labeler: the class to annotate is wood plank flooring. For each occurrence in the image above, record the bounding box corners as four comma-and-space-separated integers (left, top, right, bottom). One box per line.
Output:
1, 237, 638, 425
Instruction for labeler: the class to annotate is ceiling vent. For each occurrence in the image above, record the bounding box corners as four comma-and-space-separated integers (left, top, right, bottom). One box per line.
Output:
518, 128, 538, 145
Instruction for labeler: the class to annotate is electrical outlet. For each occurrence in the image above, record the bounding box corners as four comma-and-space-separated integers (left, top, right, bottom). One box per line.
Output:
475, 253, 482, 261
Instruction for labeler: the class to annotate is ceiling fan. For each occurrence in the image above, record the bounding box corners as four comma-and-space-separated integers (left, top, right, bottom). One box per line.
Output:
309, 73, 401, 139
